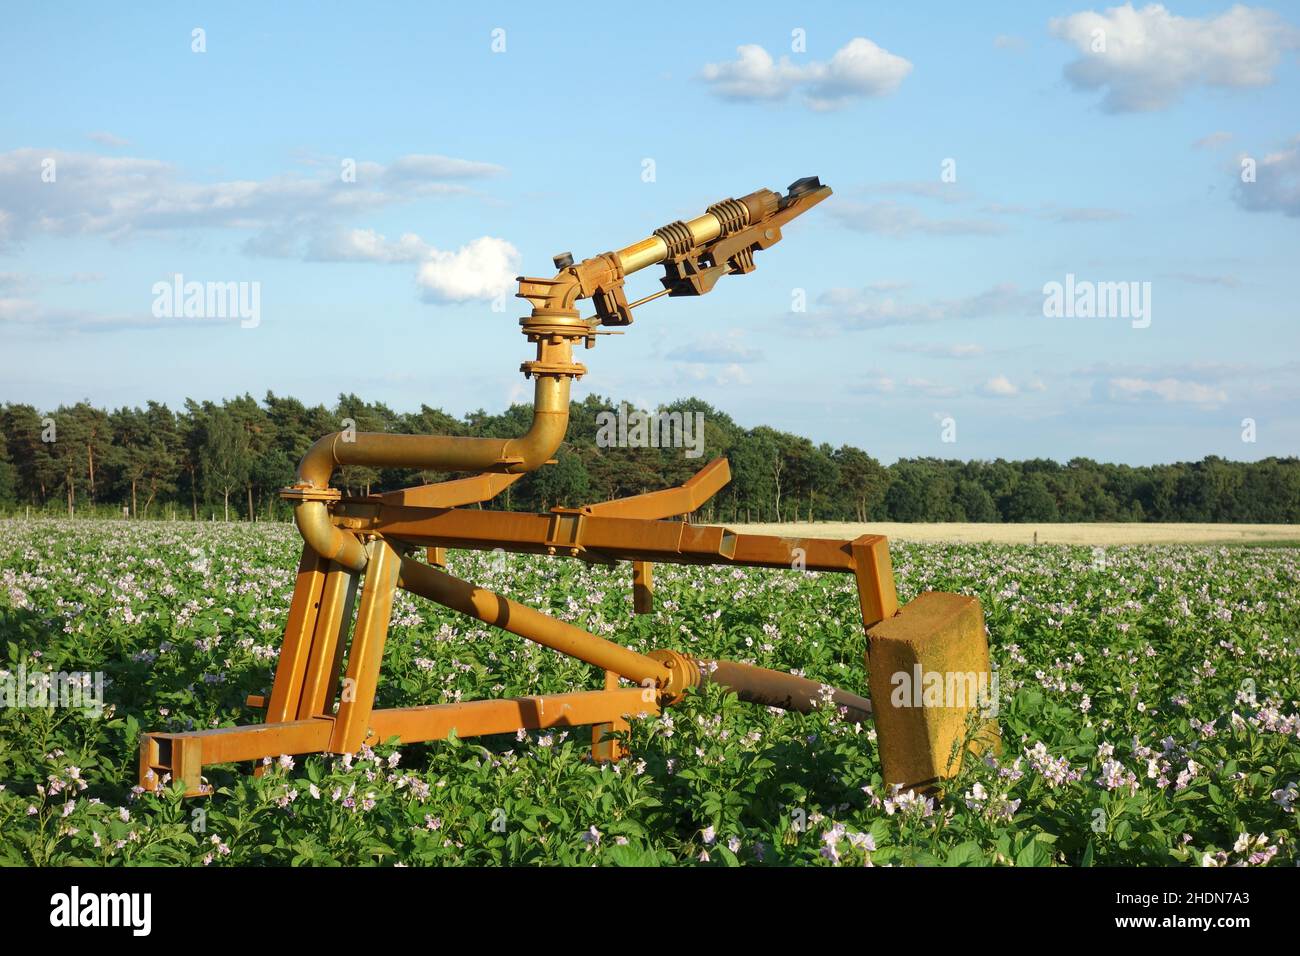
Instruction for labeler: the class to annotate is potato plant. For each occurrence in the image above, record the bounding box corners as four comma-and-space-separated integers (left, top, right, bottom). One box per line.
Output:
0, 519, 1296, 866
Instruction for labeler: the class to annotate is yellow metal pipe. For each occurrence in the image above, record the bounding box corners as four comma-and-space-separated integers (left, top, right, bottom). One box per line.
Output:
697, 659, 872, 723
294, 503, 367, 571
292, 376, 570, 571
397, 556, 673, 690
296, 376, 570, 489
613, 188, 779, 274
613, 236, 667, 274
614, 215, 722, 272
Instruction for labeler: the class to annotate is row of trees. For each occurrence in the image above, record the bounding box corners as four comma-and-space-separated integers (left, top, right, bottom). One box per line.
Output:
0, 394, 1296, 523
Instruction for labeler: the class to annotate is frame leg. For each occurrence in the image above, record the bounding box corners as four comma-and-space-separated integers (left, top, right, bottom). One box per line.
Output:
329, 540, 401, 753
632, 560, 654, 614
591, 670, 629, 763
265, 546, 330, 724
297, 564, 359, 719
254, 546, 329, 778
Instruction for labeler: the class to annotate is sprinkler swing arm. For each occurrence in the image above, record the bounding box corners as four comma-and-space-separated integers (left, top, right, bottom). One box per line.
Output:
138, 177, 999, 798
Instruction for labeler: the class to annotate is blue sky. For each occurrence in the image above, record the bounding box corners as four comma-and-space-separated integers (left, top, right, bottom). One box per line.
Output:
1, 2, 1297, 464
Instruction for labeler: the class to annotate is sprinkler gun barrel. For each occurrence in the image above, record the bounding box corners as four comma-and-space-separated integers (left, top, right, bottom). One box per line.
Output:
518, 176, 831, 325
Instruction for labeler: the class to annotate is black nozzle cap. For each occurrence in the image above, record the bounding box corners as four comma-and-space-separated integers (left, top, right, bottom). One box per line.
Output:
786, 176, 822, 199
553, 251, 574, 270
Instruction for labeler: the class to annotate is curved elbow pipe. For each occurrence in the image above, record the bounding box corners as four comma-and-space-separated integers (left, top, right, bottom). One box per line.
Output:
499, 377, 570, 473
294, 500, 368, 572
295, 376, 571, 489
290, 376, 572, 572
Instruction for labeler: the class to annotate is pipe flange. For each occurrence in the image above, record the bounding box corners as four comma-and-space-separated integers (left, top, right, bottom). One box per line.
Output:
520, 359, 587, 379
520, 313, 587, 335
280, 484, 343, 503
647, 648, 700, 706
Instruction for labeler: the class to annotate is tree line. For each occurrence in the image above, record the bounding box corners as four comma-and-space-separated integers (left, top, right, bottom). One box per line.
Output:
0, 394, 1296, 523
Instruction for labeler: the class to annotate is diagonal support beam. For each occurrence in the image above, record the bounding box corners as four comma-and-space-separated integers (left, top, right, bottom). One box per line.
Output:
575, 457, 730, 519
379, 471, 524, 509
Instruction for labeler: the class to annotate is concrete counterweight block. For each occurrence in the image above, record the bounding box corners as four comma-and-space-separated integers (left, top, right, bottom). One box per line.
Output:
866, 591, 1001, 791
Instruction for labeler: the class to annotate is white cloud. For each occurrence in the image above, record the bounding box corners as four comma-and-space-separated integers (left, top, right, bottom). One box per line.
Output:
851, 372, 958, 398
1047, 206, 1127, 222
814, 283, 1036, 330
416, 236, 520, 303
86, 131, 130, 147
860, 374, 896, 394
829, 200, 1006, 237
0, 148, 498, 247
864, 181, 970, 204
310, 228, 518, 303
903, 377, 959, 398
0, 270, 104, 292
978, 200, 1127, 222
700, 44, 805, 101
983, 374, 1019, 397
666, 330, 764, 364
1049, 3, 1298, 112
0, 296, 168, 333
379, 154, 505, 187
307, 228, 431, 263
805, 38, 916, 109
0, 148, 516, 306
831, 191, 1125, 235
1233, 140, 1300, 217
1107, 376, 1227, 405
674, 362, 752, 386
700, 37, 912, 110
981, 201, 1032, 216
1193, 131, 1233, 149
892, 342, 986, 359
1164, 271, 1240, 287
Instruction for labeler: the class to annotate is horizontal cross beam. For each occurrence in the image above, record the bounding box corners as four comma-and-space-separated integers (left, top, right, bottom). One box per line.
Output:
332, 502, 882, 573
139, 689, 655, 797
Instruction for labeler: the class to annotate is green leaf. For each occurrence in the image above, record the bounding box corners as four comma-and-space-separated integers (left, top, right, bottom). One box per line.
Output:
1015, 838, 1051, 868
943, 842, 985, 866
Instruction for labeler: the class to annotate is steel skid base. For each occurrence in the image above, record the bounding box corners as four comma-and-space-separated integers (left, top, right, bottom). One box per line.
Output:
138, 459, 898, 796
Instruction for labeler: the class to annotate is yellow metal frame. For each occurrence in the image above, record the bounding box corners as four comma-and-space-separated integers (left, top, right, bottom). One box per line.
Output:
138, 460, 893, 795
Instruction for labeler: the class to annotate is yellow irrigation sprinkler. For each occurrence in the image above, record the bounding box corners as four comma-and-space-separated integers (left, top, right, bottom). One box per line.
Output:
137, 177, 999, 798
